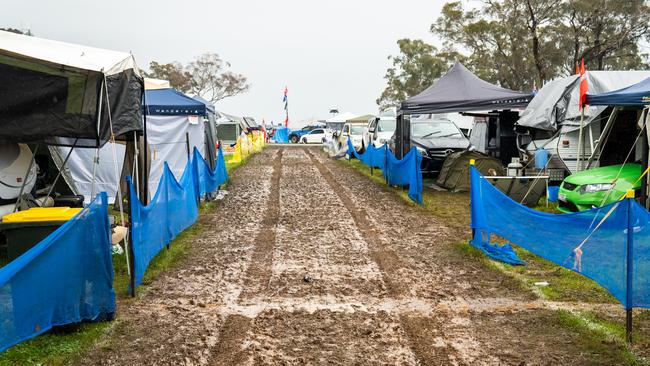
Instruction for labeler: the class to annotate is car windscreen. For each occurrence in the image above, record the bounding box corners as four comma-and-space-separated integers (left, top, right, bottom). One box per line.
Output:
411, 120, 462, 139
377, 119, 396, 132
350, 125, 365, 135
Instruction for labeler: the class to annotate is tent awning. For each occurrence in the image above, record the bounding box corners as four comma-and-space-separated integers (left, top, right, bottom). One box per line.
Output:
144, 88, 207, 116
326, 112, 359, 123
0, 31, 143, 147
587, 77, 650, 106
346, 114, 375, 123
400, 62, 532, 115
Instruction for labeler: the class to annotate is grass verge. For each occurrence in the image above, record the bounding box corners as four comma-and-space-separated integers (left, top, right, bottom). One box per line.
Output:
340, 157, 650, 364
0, 155, 249, 366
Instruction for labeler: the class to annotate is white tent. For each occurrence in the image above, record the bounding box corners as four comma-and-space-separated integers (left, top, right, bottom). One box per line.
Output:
147, 115, 205, 195
0, 30, 139, 76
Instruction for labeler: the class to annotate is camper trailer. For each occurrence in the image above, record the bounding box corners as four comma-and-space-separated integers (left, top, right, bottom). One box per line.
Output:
516, 71, 650, 181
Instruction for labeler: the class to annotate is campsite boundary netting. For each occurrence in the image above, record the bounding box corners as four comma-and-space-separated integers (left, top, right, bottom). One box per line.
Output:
470, 165, 650, 309
129, 147, 228, 288
0, 193, 116, 352
346, 139, 423, 204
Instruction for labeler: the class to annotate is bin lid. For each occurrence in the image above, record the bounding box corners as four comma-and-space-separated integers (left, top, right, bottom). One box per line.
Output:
2, 207, 82, 223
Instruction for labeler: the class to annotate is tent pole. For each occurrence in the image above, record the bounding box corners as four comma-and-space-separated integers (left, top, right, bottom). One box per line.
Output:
103, 74, 131, 281
642, 108, 650, 210
45, 138, 79, 200
91, 79, 105, 200
586, 107, 619, 169
142, 87, 149, 204
625, 189, 635, 343
133, 132, 140, 201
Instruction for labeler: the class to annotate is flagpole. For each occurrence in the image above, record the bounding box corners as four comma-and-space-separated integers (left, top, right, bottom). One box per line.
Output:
578, 109, 585, 171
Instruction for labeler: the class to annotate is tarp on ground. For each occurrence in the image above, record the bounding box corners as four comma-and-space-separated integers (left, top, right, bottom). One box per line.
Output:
436, 150, 504, 192
0, 193, 115, 352
0, 30, 143, 147
273, 127, 290, 143
587, 77, 650, 106
400, 62, 532, 115
517, 71, 650, 131
470, 165, 650, 308
347, 139, 423, 204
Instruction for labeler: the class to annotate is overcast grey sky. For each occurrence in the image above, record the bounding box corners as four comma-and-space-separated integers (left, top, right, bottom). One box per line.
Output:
1, 0, 451, 126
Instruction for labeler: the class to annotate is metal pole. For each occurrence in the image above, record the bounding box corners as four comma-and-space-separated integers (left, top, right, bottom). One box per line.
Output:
577, 108, 585, 171
185, 132, 191, 160
642, 109, 649, 210
625, 189, 635, 343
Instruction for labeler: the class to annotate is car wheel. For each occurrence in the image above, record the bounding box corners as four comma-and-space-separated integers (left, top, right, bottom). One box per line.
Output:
301, 137, 307, 144
290, 135, 299, 143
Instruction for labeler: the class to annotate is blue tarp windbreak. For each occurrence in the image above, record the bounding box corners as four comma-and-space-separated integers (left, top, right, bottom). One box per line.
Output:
346, 139, 423, 204
470, 165, 650, 309
0, 193, 115, 352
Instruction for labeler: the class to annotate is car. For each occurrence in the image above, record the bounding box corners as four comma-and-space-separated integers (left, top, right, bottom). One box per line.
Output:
362, 116, 396, 149
390, 118, 470, 176
335, 122, 366, 151
300, 128, 331, 144
288, 125, 323, 143
557, 163, 641, 213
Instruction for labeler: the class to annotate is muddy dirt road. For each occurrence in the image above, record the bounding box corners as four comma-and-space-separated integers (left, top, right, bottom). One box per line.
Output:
79, 146, 624, 365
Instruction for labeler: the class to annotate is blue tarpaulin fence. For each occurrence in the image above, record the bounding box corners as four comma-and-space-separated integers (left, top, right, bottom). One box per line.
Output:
129, 148, 228, 288
346, 140, 423, 204
0, 193, 116, 352
470, 165, 650, 309
272, 127, 290, 143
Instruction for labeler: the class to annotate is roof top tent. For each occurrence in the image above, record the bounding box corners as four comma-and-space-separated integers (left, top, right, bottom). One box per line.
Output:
516, 71, 650, 175
0, 30, 145, 211
144, 88, 208, 198
586, 77, 650, 207
396, 62, 532, 162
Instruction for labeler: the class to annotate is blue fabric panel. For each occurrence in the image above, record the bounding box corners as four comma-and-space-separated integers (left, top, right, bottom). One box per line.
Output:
0, 193, 115, 352
469, 165, 650, 309
587, 77, 650, 106
347, 139, 423, 204
273, 127, 290, 143
129, 148, 228, 288
194, 146, 228, 196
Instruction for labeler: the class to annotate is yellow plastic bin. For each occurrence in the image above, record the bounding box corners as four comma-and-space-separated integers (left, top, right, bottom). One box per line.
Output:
1, 207, 82, 261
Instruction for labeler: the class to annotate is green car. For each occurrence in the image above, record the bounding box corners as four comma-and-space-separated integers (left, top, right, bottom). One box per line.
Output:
557, 163, 641, 213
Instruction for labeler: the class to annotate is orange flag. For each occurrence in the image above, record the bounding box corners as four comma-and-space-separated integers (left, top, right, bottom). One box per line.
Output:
578, 59, 588, 110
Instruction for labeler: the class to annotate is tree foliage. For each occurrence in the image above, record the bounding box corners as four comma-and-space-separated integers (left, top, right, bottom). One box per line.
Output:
432, 0, 650, 89
377, 0, 650, 107
145, 53, 250, 104
147, 61, 193, 92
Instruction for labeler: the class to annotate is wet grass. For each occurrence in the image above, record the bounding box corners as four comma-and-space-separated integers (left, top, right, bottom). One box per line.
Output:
341, 156, 650, 363
0, 155, 250, 365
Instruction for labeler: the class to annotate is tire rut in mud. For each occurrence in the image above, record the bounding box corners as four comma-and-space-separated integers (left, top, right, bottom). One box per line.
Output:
305, 148, 440, 364
305, 149, 406, 298
209, 149, 283, 365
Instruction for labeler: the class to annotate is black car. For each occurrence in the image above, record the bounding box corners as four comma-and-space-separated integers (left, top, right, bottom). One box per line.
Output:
390, 119, 470, 176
